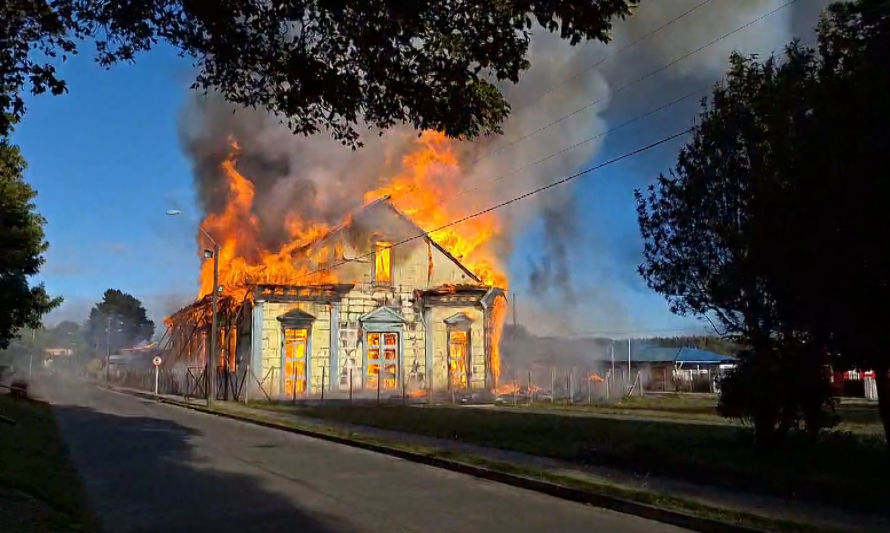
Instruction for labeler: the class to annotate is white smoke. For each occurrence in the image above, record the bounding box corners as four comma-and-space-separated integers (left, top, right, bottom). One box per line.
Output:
177, 0, 826, 337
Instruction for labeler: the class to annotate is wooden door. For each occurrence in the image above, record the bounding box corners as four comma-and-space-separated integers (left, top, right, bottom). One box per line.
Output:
448, 330, 469, 388
284, 328, 308, 397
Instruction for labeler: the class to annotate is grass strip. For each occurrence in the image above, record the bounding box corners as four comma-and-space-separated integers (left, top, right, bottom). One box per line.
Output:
0, 393, 99, 533
255, 403, 888, 514
196, 400, 826, 533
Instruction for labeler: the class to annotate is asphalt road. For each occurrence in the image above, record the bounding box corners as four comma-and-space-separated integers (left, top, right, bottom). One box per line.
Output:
45, 381, 688, 533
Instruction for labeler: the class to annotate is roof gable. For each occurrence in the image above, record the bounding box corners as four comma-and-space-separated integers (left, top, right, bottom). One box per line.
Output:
320, 196, 483, 284
276, 308, 316, 325
360, 306, 407, 324
444, 312, 474, 326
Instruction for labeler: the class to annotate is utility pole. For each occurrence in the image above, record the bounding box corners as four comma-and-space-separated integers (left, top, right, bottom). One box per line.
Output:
105, 315, 112, 383
512, 292, 517, 328
208, 243, 219, 407
610, 342, 615, 376
165, 210, 219, 408
28, 328, 35, 378
627, 337, 632, 378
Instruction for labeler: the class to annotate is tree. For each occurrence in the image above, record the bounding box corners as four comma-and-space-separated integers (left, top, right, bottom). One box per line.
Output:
787, 0, 890, 447
634, 43, 832, 442
1, 0, 638, 144
636, 0, 890, 446
0, 140, 61, 349
84, 290, 154, 355
649, 336, 739, 356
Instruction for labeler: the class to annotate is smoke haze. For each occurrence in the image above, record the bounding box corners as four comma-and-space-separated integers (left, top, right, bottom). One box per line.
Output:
177, 0, 832, 339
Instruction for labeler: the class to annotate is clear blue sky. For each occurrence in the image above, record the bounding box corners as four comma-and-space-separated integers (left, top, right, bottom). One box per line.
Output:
12, 42, 708, 336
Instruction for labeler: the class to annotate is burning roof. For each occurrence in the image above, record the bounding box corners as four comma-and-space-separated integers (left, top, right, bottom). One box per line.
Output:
194, 132, 507, 302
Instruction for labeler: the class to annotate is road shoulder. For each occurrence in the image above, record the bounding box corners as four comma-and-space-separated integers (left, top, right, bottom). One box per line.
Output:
112, 386, 876, 533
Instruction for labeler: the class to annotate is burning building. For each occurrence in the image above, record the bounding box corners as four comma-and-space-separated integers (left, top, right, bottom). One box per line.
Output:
162, 133, 508, 399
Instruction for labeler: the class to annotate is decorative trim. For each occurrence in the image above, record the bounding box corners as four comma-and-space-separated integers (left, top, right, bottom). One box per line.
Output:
276, 308, 316, 326
359, 306, 407, 326
444, 312, 473, 328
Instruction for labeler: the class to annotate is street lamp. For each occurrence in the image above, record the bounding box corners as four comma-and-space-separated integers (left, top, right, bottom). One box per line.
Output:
167, 209, 220, 407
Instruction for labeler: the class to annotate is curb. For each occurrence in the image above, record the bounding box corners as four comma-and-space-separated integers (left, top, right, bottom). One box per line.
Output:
117, 387, 765, 533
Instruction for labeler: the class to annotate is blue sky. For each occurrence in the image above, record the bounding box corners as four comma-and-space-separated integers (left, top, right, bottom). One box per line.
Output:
13, 44, 202, 325
12, 39, 716, 337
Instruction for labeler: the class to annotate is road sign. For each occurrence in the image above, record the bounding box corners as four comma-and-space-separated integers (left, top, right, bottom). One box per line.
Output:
152, 356, 162, 367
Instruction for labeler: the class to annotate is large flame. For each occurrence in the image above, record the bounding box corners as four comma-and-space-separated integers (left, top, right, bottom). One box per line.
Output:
199, 131, 507, 299
489, 295, 508, 388
364, 131, 507, 288
198, 152, 335, 299
193, 131, 509, 383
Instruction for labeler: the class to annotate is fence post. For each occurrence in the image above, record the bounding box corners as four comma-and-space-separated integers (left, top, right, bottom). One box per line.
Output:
376, 367, 381, 405
244, 361, 250, 405
321, 366, 326, 405
528, 370, 533, 405
569, 369, 574, 405
551, 368, 555, 404
349, 368, 353, 403
606, 370, 611, 400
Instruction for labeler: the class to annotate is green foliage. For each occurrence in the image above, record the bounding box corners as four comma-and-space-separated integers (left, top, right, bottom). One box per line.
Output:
649, 336, 739, 356
718, 348, 837, 444
0, 141, 61, 349
84, 289, 154, 354
637, 0, 890, 444
1, 0, 637, 144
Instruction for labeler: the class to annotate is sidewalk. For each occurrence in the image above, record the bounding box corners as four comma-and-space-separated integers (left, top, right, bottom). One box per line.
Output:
122, 387, 889, 532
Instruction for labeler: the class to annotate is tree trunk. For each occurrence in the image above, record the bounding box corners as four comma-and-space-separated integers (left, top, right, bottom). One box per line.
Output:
875, 366, 890, 451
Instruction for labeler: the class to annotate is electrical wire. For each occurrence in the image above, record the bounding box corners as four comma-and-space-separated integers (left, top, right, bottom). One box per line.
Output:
472, 0, 799, 166
293, 128, 692, 282
446, 84, 710, 203
510, 0, 717, 115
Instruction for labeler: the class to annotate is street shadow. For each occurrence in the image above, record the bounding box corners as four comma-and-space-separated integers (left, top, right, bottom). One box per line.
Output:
50, 400, 352, 533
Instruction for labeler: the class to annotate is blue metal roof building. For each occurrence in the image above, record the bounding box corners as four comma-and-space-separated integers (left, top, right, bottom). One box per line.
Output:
630, 346, 735, 365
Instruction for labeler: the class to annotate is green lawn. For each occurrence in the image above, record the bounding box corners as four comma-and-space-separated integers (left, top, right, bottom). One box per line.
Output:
0, 393, 98, 532
507, 393, 883, 433
289, 403, 888, 514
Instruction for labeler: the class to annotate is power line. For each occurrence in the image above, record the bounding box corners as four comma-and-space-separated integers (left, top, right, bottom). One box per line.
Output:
474, 0, 798, 166
511, 0, 717, 114
295, 128, 692, 282
447, 84, 710, 203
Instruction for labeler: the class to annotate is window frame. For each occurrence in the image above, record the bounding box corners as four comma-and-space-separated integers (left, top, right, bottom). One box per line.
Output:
373, 241, 393, 285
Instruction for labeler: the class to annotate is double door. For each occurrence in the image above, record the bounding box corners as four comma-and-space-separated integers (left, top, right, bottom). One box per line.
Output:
366, 331, 398, 390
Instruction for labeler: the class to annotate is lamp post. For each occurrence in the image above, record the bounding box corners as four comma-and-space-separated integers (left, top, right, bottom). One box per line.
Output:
167, 209, 219, 407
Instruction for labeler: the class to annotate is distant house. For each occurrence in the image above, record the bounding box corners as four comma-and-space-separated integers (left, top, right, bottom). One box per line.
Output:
44, 348, 73, 358
624, 346, 736, 392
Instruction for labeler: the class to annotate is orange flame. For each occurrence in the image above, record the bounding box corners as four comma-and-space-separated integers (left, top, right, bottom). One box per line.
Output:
489, 295, 508, 388
365, 131, 507, 288
192, 131, 509, 384
197, 149, 335, 299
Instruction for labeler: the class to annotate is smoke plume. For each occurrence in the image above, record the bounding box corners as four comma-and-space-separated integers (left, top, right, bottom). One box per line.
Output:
178, 0, 830, 338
